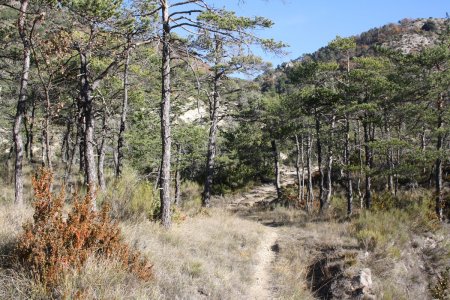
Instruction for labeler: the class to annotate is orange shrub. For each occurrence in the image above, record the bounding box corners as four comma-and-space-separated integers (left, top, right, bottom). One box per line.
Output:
16, 169, 152, 291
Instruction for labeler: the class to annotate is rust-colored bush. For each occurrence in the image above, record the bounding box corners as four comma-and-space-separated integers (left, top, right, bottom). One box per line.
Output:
16, 169, 152, 291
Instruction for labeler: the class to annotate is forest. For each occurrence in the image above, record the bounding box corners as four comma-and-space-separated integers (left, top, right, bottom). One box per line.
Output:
0, 0, 449, 299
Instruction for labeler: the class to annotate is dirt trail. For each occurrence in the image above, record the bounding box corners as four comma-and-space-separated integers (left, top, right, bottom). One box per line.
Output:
248, 228, 278, 300
224, 168, 297, 299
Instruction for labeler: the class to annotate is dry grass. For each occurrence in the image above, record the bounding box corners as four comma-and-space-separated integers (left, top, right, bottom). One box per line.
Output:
0, 201, 268, 299
121, 209, 265, 299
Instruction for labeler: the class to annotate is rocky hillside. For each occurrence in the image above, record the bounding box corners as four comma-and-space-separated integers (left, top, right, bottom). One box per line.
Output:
259, 17, 448, 92
316, 17, 447, 60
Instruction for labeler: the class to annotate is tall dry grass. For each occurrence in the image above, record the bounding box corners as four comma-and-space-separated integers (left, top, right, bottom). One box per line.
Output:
121, 209, 266, 299
0, 195, 269, 299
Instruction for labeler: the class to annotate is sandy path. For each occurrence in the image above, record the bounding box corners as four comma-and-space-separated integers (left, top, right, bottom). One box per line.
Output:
248, 228, 278, 300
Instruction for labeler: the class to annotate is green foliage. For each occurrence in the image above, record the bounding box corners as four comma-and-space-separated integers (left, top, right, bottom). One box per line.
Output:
422, 20, 438, 32
61, 0, 122, 21
328, 35, 356, 52
353, 191, 440, 254
102, 168, 159, 220
197, 10, 273, 31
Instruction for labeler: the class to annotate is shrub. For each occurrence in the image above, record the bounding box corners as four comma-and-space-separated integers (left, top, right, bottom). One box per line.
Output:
102, 168, 160, 220
422, 20, 437, 32
16, 169, 152, 293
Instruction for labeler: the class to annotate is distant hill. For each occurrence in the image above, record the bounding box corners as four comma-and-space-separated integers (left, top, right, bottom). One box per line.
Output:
258, 17, 448, 93
310, 17, 448, 62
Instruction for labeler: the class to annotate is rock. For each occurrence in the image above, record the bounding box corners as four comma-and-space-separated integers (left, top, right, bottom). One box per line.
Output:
359, 268, 373, 289
351, 268, 376, 299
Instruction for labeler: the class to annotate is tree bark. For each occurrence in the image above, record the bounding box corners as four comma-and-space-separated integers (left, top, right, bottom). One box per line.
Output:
79, 51, 98, 208
43, 89, 52, 172
97, 110, 107, 192
77, 97, 85, 175
116, 43, 131, 178
272, 140, 282, 200
295, 134, 304, 205
315, 113, 325, 212
344, 115, 353, 216
356, 119, 363, 209
435, 95, 444, 221
202, 37, 223, 207
160, 0, 172, 228
13, 0, 30, 205
28, 95, 36, 162
174, 144, 182, 206
324, 115, 335, 210
306, 130, 313, 212
384, 114, 394, 194
363, 118, 372, 209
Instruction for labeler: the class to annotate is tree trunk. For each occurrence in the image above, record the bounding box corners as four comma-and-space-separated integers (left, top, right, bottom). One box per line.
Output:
160, 0, 172, 228
295, 134, 304, 205
272, 140, 282, 200
306, 130, 313, 212
43, 89, 52, 172
13, 0, 30, 205
29, 95, 36, 162
356, 119, 363, 209
315, 114, 325, 211
79, 51, 97, 208
97, 110, 107, 192
63, 116, 77, 186
435, 95, 444, 221
324, 115, 335, 210
116, 44, 130, 178
77, 97, 85, 175
174, 144, 182, 206
363, 118, 372, 209
385, 115, 394, 194
202, 37, 223, 207
345, 115, 353, 216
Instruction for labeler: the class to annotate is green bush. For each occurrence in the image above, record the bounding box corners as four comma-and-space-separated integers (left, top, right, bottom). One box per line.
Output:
101, 168, 159, 220
353, 191, 440, 255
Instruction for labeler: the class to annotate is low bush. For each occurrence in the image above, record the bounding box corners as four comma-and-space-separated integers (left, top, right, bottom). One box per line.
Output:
16, 169, 152, 295
353, 191, 440, 253
102, 168, 160, 220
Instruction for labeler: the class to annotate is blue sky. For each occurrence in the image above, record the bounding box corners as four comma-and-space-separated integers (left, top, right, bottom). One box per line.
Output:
208, 0, 449, 67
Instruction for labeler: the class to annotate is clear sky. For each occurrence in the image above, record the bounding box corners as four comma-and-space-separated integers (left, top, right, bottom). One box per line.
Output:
208, 0, 449, 67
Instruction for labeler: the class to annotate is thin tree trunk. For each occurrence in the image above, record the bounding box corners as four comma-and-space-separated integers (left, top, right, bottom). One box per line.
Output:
385, 115, 394, 194
77, 97, 85, 175
174, 144, 181, 206
324, 115, 335, 210
13, 0, 30, 205
315, 114, 325, 212
116, 43, 131, 178
63, 116, 77, 186
24, 110, 30, 160
295, 134, 303, 205
29, 95, 36, 162
356, 119, 363, 209
160, 0, 172, 228
306, 130, 313, 212
272, 140, 282, 200
435, 95, 444, 221
202, 38, 223, 207
61, 117, 72, 164
97, 110, 107, 192
79, 51, 97, 208
345, 115, 353, 216
363, 118, 372, 209
43, 89, 52, 172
